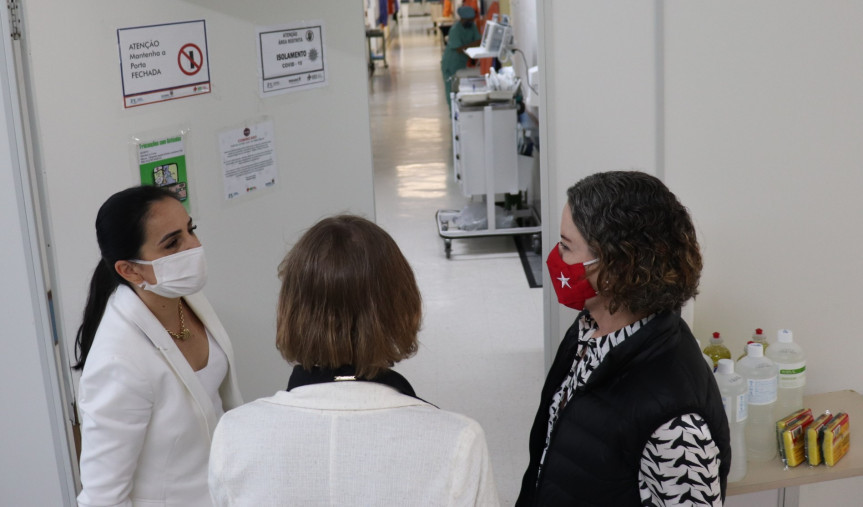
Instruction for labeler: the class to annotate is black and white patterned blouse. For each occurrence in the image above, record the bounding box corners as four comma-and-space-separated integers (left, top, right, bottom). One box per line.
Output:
539, 313, 722, 506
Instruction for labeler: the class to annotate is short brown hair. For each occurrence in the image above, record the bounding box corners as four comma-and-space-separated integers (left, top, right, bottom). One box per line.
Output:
276, 215, 421, 379
567, 171, 702, 315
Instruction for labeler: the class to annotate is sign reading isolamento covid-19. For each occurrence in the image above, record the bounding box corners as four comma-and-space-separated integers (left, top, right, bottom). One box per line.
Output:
257, 21, 327, 97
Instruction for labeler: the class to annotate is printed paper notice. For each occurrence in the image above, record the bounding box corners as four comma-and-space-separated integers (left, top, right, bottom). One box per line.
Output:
118, 20, 211, 108
257, 21, 327, 96
219, 120, 278, 200
137, 135, 190, 208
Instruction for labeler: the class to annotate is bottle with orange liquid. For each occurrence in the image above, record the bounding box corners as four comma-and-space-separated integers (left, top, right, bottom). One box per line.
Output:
703, 331, 731, 370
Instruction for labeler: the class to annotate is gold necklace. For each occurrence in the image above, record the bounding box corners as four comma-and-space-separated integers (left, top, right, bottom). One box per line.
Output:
166, 300, 191, 341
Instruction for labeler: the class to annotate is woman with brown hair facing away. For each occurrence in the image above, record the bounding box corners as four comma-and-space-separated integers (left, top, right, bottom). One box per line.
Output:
209, 215, 499, 506
517, 171, 731, 506
75, 186, 242, 507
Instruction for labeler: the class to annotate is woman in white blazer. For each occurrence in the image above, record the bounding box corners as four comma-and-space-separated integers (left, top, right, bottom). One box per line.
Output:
74, 186, 242, 507
209, 215, 499, 506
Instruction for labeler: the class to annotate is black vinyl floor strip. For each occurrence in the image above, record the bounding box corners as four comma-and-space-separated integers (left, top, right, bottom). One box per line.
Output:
513, 235, 542, 288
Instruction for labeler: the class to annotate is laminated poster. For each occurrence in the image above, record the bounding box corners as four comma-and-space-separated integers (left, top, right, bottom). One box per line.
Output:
117, 20, 211, 108
256, 21, 327, 96
137, 135, 190, 209
219, 119, 278, 200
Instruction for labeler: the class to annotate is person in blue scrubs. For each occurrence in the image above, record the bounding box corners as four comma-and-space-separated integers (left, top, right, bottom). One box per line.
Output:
441, 6, 482, 109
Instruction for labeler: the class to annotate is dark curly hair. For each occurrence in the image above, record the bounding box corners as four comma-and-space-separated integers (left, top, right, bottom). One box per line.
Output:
567, 171, 701, 315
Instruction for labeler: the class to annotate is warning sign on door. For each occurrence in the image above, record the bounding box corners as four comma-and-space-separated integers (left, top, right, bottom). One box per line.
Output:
117, 20, 211, 108
257, 21, 327, 97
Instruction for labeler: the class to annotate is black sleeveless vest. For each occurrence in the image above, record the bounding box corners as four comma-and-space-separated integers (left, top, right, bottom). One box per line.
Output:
517, 311, 731, 506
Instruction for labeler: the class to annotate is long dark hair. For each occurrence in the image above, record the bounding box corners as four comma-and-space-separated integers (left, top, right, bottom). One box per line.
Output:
72, 186, 178, 370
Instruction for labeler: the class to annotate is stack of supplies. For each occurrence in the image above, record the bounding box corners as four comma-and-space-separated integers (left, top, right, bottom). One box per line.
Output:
776, 409, 813, 468
776, 409, 851, 468
822, 413, 851, 467
805, 413, 833, 466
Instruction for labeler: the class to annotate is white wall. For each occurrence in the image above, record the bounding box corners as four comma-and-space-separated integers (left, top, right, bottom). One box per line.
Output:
665, 2, 863, 503
665, 0, 863, 394
20, 0, 375, 404
538, 0, 660, 367
0, 7, 76, 502
540, 1, 863, 504
509, 0, 538, 94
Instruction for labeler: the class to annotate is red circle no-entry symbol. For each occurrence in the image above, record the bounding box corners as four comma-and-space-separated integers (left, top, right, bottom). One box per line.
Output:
178, 43, 203, 76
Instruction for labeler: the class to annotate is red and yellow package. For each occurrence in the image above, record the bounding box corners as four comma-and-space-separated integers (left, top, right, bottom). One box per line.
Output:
781, 411, 814, 467
806, 413, 833, 466
776, 408, 812, 462
823, 412, 850, 467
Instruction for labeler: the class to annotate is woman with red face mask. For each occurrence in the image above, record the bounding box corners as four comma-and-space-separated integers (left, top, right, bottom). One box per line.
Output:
517, 171, 731, 507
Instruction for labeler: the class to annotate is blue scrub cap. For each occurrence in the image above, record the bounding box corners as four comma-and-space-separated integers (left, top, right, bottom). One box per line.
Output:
457, 6, 476, 20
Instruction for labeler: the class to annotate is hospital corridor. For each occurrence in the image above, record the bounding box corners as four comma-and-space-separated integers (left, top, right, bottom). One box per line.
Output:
9, 2, 863, 505
367, 17, 543, 506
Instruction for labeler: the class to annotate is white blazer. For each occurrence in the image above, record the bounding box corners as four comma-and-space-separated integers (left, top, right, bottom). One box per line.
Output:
209, 382, 500, 506
77, 285, 243, 507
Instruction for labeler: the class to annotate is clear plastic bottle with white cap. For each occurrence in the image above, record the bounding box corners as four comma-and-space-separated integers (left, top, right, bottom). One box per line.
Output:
737, 342, 778, 462
714, 359, 748, 481
765, 329, 806, 420
738, 328, 768, 360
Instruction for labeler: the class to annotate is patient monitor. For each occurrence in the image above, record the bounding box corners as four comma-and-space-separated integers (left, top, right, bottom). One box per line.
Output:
465, 14, 514, 62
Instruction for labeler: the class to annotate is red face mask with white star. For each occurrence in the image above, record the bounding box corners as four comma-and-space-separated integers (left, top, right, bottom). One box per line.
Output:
545, 246, 598, 311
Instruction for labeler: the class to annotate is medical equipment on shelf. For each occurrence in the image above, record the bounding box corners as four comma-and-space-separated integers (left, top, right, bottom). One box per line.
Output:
465, 14, 514, 62
435, 12, 540, 259
525, 66, 540, 107
436, 75, 540, 259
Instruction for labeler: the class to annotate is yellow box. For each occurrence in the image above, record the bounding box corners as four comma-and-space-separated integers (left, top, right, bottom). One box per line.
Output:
806, 413, 832, 466
776, 408, 812, 461
823, 412, 850, 467
782, 412, 814, 467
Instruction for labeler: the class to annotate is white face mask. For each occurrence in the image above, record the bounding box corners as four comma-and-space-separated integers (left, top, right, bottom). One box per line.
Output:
132, 246, 207, 298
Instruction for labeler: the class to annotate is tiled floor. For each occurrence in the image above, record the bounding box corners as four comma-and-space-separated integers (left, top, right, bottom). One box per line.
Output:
368, 17, 545, 506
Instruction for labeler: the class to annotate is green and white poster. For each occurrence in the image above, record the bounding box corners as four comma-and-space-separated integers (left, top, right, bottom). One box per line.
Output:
137, 134, 190, 209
